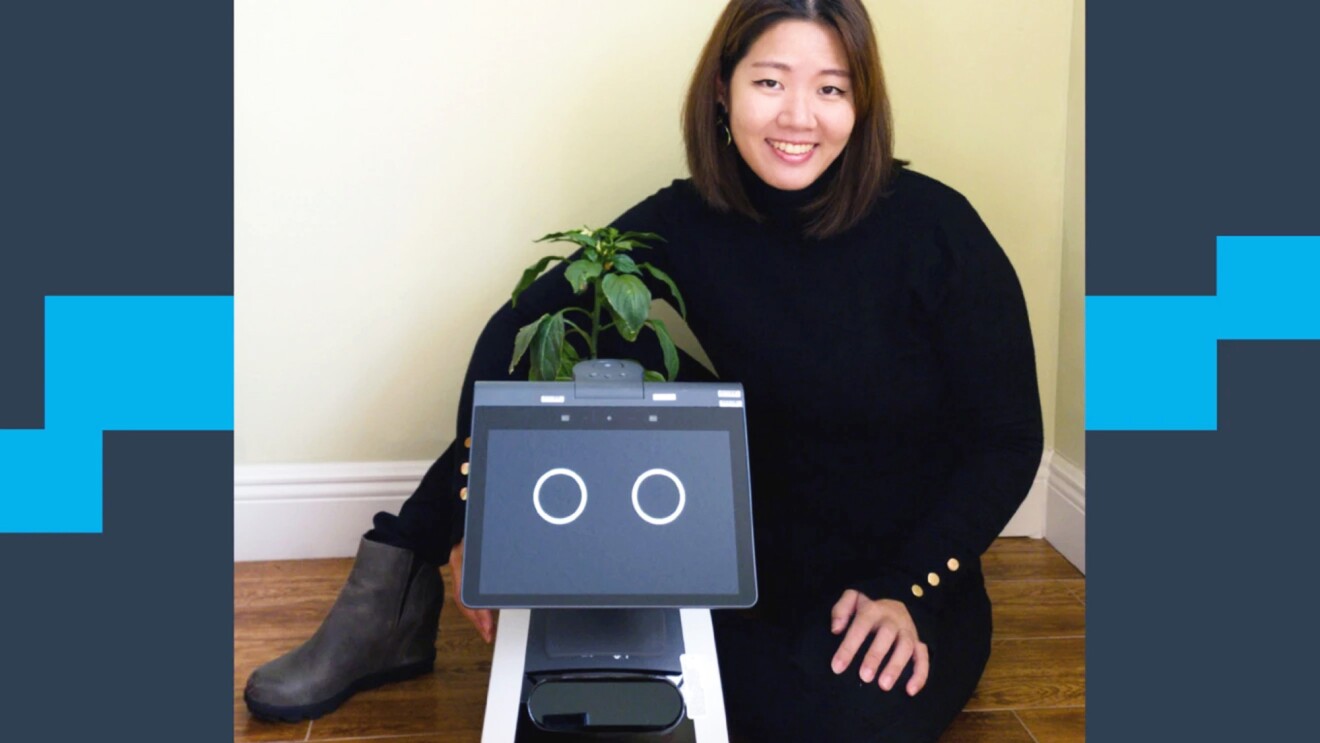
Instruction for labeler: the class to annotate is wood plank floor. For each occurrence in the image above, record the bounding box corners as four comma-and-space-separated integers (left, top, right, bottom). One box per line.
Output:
235, 537, 1084, 742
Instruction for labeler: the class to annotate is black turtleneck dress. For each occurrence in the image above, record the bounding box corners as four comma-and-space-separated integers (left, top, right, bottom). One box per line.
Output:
370, 163, 1043, 742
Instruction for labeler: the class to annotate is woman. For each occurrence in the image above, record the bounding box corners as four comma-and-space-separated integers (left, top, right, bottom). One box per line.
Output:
245, 1, 1042, 740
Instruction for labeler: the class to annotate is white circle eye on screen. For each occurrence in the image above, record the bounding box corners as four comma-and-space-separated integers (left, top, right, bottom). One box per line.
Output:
533, 468, 588, 525
632, 468, 686, 526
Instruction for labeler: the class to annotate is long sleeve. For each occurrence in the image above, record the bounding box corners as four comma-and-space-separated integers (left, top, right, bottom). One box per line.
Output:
851, 194, 1043, 622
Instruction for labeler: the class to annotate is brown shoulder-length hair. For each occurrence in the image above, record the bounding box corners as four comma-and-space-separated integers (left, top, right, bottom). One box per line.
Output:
682, 0, 899, 239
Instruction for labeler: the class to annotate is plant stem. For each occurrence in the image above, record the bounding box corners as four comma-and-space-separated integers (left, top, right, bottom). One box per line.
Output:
590, 278, 603, 359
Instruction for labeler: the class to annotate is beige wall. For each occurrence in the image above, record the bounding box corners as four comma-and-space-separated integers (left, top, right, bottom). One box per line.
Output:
1054, 0, 1086, 468
236, 0, 1082, 465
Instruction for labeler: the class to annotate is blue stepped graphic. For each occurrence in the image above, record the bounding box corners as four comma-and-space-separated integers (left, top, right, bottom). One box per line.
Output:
0, 296, 233, 532
1089, 236, 1320, 430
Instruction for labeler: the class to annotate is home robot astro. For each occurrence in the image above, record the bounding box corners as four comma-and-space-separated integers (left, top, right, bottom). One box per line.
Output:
461, 359, 757, 741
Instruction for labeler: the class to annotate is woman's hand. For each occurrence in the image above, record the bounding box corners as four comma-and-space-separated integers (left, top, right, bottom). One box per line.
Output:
449, 540, 496, 644
829, 589, 930, 696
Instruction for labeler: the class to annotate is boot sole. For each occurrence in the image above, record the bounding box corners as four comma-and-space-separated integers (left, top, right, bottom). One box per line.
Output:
244, 656, 436, 722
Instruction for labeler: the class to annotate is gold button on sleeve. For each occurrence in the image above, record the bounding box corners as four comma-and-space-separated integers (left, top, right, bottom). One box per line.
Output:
464, 436, 472, 449
911, 584, 924, 598
927, 572, 940, 587
947, 558, 960, 572
461, 462, 470, 476
459, 487, 468, 501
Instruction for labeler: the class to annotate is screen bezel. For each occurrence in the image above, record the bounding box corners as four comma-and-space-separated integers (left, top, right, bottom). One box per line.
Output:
461, 404, 757, 608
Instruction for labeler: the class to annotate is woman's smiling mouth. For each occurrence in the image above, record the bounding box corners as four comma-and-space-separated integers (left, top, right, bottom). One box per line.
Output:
768, 139, 818, 162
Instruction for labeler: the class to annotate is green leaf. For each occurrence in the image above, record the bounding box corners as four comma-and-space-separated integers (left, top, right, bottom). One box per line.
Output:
563, 259, 603, 293
601, 273, 651, 342
536, 229, 576, 240
537, 227, 594, 242
536, 229, 598, 251
512, 255, 565, 307
557, 335, 581, 380
529, 312, 564, 381
617, 230, 666, 246
643, 370, 666, 383
510, 314, 548, 373
646, 318, 680, 381
640, 262, 687, 319
611, 253, 640, 274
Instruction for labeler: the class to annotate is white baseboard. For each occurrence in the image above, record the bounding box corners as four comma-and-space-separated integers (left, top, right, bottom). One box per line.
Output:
1044, 453, 1086, 573
234, 452, 1062, 562
234, 461, 430, 561
1001, 450, 1051, 538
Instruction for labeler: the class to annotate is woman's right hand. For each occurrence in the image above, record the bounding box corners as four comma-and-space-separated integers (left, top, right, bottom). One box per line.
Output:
449, 540, 496, 643
830, 589, 930, 695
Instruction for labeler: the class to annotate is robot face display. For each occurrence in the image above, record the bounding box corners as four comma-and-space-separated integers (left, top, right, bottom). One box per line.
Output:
531, 467, 686, 527
462, 404, 757, 609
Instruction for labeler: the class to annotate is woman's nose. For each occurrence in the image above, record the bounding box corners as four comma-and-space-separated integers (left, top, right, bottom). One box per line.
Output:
778, 92, 814, 130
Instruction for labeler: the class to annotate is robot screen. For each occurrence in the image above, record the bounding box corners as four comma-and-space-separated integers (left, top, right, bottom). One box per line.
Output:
461, 405, 756, 608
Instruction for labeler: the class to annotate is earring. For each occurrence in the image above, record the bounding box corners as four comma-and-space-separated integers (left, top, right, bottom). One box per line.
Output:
721, 121, 732, 147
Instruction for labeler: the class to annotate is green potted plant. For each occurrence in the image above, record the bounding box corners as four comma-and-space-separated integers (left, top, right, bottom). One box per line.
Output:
508, 226, 687, 383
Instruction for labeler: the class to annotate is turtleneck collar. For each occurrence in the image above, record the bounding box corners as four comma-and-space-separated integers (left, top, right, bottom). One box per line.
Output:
738, 154, 843, 231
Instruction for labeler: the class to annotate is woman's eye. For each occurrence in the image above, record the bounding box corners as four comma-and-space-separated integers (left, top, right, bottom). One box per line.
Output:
821, 85, 847, 96
753, 79, 782, 90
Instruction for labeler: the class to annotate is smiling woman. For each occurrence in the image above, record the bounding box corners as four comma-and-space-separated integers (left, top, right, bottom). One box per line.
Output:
242, 1, 1056, 741
720, 20, 857, 192
683, 0, 895, 239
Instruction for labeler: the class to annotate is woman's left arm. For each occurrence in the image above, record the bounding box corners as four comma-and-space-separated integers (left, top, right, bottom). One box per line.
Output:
831, 193, 1044, 691
858, 192, 1044, 618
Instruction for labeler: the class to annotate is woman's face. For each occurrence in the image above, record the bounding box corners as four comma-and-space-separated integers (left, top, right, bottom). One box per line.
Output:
722, 20, 857, 191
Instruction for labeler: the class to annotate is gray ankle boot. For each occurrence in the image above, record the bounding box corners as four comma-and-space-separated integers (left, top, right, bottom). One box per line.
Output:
244, 537, 443, 721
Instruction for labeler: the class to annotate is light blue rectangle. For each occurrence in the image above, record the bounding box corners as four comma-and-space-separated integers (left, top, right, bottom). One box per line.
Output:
1217, 236, 1320, 340
45, 296, 234, 431
0, 428, 103, 532
1087, 296, 1218, 430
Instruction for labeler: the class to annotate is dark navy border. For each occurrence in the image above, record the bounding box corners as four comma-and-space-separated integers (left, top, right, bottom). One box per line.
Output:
1091, 1, 1320, 738
0, 1, 233, 738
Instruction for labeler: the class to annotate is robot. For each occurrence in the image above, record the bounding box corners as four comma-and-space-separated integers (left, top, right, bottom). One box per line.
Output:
461, 360, 757, 741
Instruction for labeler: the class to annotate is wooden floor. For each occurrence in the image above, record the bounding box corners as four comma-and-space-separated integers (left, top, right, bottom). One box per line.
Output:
235, 538, 1084, 742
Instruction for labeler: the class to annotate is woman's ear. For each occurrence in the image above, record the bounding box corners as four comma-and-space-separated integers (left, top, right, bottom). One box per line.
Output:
715, 77, 728, 111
